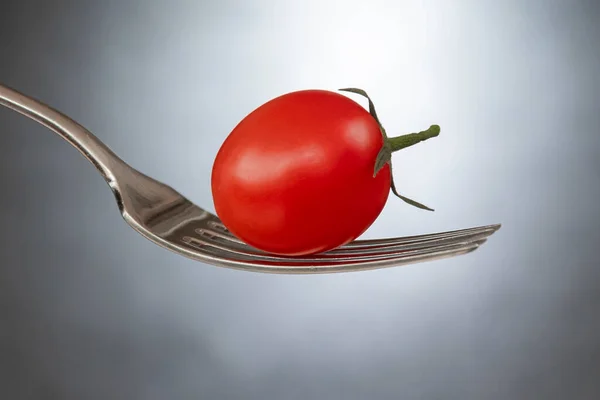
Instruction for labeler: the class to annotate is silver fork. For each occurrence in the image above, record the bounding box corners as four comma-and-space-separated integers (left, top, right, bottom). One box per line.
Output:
0, 83, 501, 274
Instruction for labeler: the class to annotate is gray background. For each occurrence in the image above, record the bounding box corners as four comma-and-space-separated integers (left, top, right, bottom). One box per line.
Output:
1, 0, 599, 399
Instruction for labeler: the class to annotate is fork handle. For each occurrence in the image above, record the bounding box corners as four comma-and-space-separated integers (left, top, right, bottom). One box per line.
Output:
0, 83, 128, 187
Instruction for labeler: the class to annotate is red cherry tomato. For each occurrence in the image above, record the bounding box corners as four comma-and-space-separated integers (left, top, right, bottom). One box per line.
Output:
211, 89, 439, 256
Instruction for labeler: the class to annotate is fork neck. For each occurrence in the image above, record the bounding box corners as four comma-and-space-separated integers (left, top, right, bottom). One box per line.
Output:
0, 83, 131, 188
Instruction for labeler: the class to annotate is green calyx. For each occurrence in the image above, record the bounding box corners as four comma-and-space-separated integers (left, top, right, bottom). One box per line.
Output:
339, 88, 440, 211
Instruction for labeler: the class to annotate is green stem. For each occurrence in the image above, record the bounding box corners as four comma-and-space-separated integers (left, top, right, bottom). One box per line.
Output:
338, 87, 440, 211
388, 125, 440, 153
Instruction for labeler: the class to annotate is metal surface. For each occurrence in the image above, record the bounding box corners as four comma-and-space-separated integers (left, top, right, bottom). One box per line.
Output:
0, 83, 499, 274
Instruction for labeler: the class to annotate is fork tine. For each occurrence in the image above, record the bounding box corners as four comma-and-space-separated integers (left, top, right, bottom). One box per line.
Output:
340, 224, 501, 249
329, 224, 500, 254
196, 223, 500, 257
203, 222, 500, 247
203, 215, 500, 251
206, 216, 500, 242
183, 229, 488, 263
190, 239, 485, 274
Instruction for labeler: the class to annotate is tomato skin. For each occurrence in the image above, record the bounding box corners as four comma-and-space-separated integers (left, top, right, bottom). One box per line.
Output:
211, 89, 391, 256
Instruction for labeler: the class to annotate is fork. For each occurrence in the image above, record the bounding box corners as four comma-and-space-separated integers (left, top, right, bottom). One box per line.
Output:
0, 83, 500, 274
